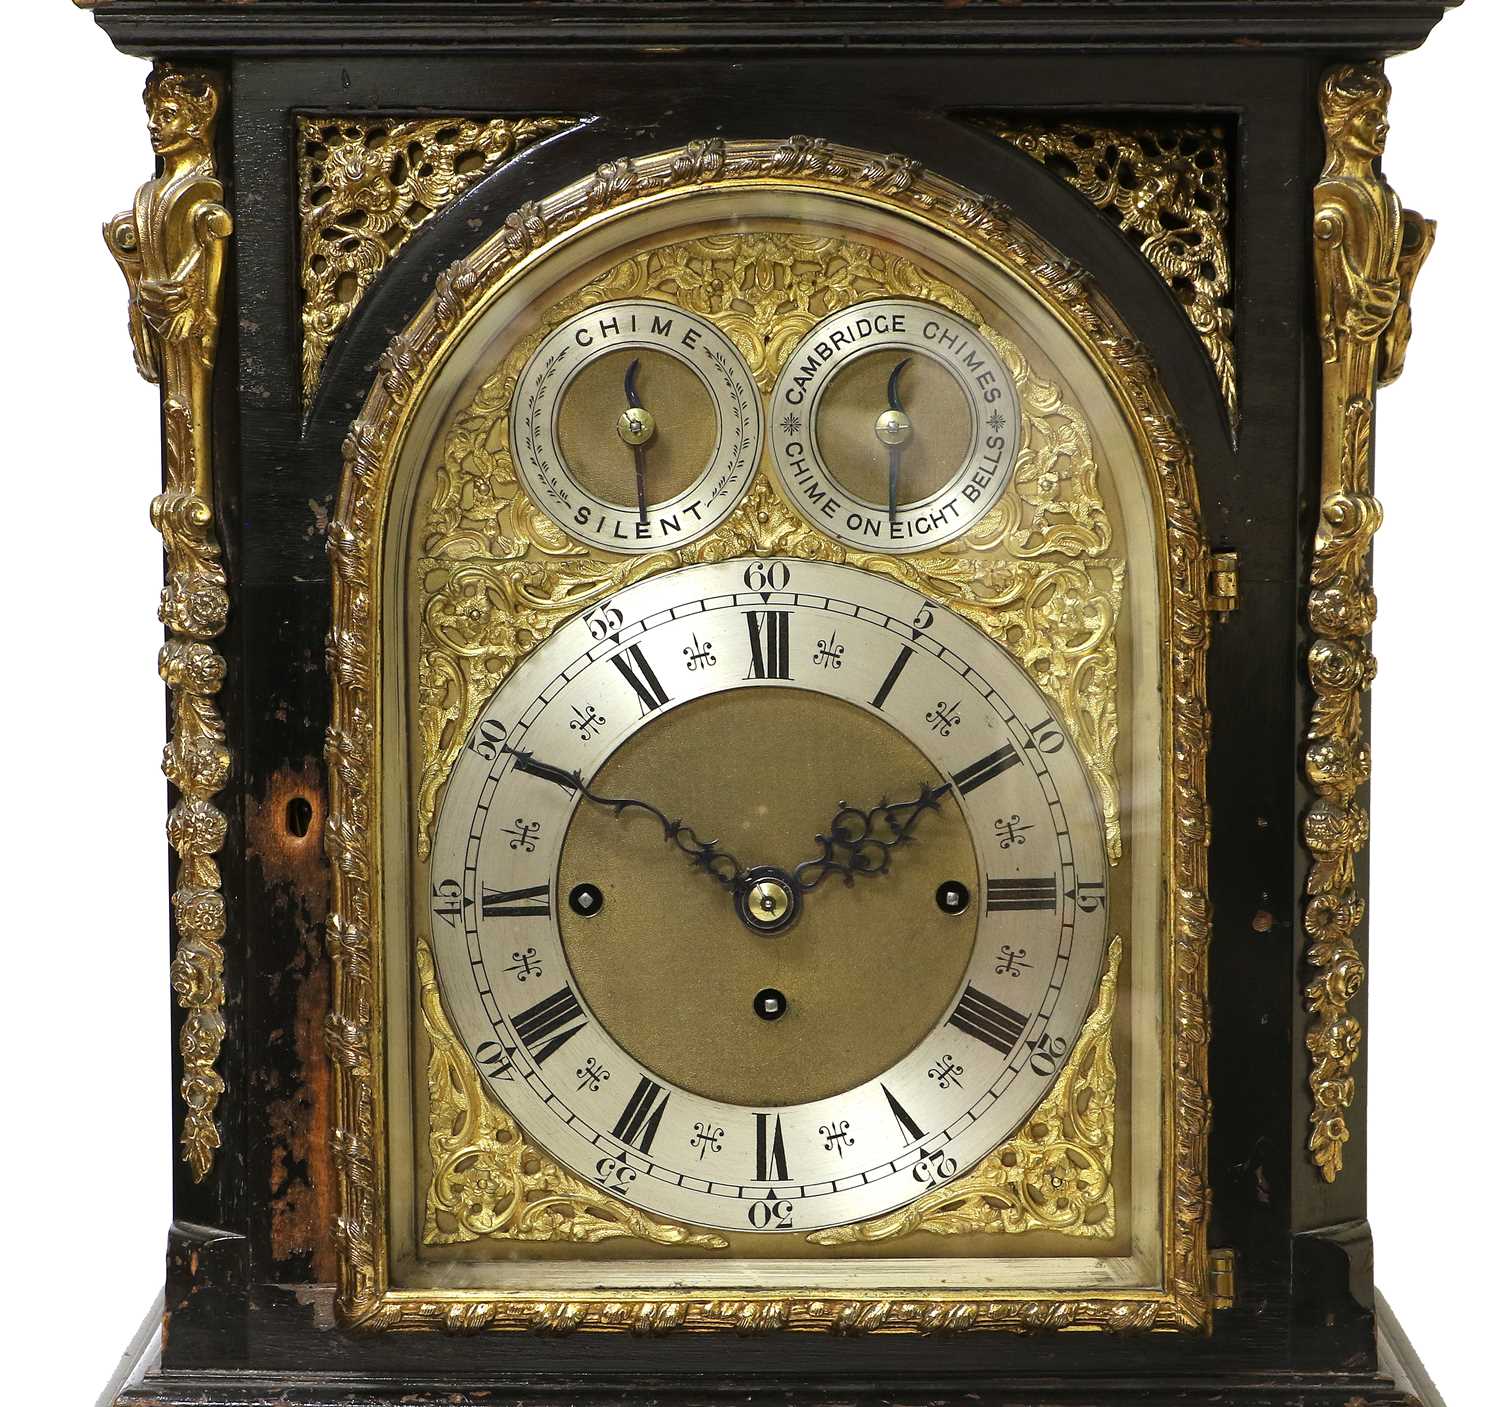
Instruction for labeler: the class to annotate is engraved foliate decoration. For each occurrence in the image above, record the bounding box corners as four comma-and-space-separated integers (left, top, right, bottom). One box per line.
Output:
510, 299, 763, 552
297, 114, 579, 405
416, 233, 1122, 867
1305, 64, 1434, 1182
104, 64, 233, 1184
973, 118, 1238, 432
769, 299, 1023, 552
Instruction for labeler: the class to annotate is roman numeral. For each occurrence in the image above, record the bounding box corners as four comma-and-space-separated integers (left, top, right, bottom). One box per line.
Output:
744, 610, 792, 680
755, 1112, 790, 1181
511, 985, 588, 1065
613, 1075, 670, 1154
870, 645, 914, 710
611, 642, 670, 716
881, 1084, 925, 1144
952, 744, 1021, 795
481, 883, 550, 919
947, 984, 1030, 1056
986, 876, 1058, 912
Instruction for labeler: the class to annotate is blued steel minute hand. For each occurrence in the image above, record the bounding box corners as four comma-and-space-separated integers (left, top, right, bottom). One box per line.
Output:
503, 744, 746, 890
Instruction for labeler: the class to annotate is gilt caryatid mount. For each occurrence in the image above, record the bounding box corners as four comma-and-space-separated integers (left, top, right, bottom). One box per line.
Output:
104, 65, 233, 1183
1304, 63, 1433, 1183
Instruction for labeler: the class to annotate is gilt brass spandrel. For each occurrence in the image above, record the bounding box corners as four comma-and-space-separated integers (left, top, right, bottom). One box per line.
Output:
1304, 64, 1434, 1183
809, 936, 1120, 1245
104, 64, 233, 1185
972, 117, 1237, 434
326, 140, 1215, 1331
296, 114, 579, 406
417, 940, 728, 1250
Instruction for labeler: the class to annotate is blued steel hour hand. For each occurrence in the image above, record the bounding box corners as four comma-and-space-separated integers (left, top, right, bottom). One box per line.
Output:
617, 357, 656, 527
791, 780, 952, 893
874, 356, 914, 529
503, 744, 745, 889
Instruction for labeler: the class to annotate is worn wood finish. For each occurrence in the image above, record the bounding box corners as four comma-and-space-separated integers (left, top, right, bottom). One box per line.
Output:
82, 2, 1456, 1401
90, 1, 1460, 58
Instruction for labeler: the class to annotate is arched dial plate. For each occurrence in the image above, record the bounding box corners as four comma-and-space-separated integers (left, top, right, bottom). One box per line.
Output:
770, 299, 1023, 552
428, 558, 1108, 1234
509, 298, 763, 553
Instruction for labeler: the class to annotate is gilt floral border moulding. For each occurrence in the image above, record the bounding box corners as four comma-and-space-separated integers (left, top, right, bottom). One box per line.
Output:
325, 137, 1215, 1333
297, 115, 580, 406
412, 227, 1123, 1251
972, 118, 1237, 434
1304, 64, 1433, 1182
105, 65, 233, 1184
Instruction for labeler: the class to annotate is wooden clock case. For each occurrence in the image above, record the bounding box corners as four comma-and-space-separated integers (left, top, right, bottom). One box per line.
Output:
82, 3, 1458, 1404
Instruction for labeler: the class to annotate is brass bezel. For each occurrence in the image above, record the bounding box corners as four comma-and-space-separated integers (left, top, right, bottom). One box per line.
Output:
326, 138, 1216, 1334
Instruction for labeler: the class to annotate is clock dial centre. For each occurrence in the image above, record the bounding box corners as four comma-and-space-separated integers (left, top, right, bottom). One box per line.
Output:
736, 867, 800, 935
556, 687, 979, 1108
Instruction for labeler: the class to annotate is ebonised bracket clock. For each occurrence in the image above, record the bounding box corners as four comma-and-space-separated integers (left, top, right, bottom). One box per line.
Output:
78, 3, 1462, 1404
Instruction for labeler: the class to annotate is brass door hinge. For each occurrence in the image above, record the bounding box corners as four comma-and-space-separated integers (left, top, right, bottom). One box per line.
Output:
1209, 1247, 1238, 1310
1207, 551, 1240, 615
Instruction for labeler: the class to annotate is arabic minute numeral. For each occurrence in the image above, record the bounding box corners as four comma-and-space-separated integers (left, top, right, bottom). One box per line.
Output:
1069, 879, 1106, 914
1029, 1033, 1069, 1077
1025, 715, 1066, 755
467, 717, 509, 761
742, 559, 790, 594
584, 599, 624, 640
473, 1040, 515, 1082
913, 1147, 959, 1186
594, 1155, 638, 1194
431, 878, 468, 927
747, 1195, 794, 1230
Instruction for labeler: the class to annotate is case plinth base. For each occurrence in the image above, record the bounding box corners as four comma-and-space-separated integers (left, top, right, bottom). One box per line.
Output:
103, 1295, 1443, 1407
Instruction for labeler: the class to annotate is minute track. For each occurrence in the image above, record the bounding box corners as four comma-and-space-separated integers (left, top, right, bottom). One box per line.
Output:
429, 557, 1108, 1232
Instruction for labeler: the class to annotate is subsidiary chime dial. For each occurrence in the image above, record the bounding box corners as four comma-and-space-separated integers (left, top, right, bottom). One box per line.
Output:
771, 298, 1023, 552
429, 558, 1108, 1234
510, 298, 764, 552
